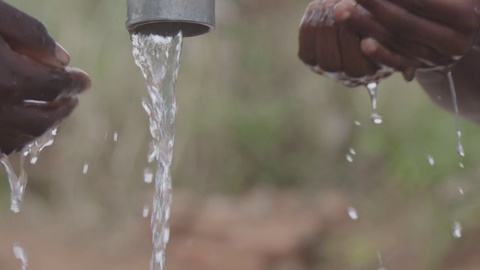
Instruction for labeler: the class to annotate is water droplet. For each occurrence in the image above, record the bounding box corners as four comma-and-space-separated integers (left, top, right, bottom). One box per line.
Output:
349, 148, 356, 155
371, 113, 383, 124
452, 222, 463, 238
104, 132, 108, 140
113, 132, 119, 142
354, 120, 361, 126
459, 162, 465, 169
366, 82, 378, 110
427, 155, 435, 166
82, 163, 89, 174
347, 207, 359, 220
12, 244, 27, 270
144, 168, 154, 184
23, 128, 57, 164
346, 154, 353, 163
143, 205, 150, 218
458, 187, 465, 195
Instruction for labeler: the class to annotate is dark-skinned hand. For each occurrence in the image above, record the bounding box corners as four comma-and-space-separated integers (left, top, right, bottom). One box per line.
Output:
299, 0, 398, 87
336, 0, 480, 72
0, 1, 90, 155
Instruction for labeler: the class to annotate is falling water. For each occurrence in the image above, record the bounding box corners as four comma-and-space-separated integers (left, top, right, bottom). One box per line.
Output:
366, 82, 384, 125
347, 207, 359, 220
1, 128, 57, 213
446, 71, 465, 158
132, 31, 183, 270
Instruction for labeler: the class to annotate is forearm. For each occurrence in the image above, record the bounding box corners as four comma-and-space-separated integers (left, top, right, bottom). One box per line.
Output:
416, 50, 480, 123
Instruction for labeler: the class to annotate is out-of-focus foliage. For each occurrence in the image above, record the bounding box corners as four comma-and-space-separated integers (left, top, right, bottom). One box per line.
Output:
1, 0, 480, 269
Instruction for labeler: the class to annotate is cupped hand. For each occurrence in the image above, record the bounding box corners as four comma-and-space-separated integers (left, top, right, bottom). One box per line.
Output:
299, 0, 398, 87
0, 1, 90, 154
337, 0, 480, 71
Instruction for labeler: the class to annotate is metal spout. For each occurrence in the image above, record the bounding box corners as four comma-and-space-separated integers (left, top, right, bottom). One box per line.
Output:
126, 0, 215, 37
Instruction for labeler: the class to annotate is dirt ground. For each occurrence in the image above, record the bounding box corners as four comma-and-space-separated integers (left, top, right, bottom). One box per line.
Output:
0, 189, 479, 270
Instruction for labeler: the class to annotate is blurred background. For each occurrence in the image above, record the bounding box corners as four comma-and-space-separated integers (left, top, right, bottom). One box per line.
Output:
1, 0, 480, 269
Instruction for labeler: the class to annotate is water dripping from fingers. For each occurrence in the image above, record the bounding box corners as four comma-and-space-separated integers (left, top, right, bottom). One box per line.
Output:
367, 82, 378, 110
366, 82, 383, 125
446, 71, 465, 158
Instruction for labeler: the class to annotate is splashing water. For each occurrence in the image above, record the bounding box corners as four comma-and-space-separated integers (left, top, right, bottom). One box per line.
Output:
23, 128, 57, 165
132, 31, 183, 270
12, 244, 28, 270
1, 128, 57, 213
446, 71, 465, 158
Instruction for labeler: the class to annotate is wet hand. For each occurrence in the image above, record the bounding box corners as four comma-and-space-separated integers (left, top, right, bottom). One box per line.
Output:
0, 1, 91, 154
337, 0, 480, 71
299, 0, 398, 87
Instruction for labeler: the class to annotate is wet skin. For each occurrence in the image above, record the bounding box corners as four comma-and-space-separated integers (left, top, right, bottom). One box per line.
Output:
299, 0, 480, 122
0, 1, 90, 154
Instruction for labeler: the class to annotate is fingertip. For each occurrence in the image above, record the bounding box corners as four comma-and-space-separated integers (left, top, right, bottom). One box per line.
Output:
55, 43, 70, 67
361, 38, 379, 55
333, 0, 356, 22
66, 67, 92, 94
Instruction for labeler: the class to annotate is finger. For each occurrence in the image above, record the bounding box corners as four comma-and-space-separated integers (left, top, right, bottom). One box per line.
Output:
0, 1, 69, 68
0, 97, 77, 154
0, 37, 90, 102
337, 5, 453, 66
361, 38, 419, 81
298, 2, 322, 66
356, 0, 471, 56
19, 67, 91, 102
315, 24, 343, 72
338, 26, 377, 78
387, 0, 480, 33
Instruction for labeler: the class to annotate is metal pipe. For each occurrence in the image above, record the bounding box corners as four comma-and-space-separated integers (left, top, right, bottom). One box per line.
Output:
126, 0, 215, 37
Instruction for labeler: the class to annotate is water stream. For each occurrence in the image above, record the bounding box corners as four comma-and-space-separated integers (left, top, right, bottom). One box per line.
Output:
446, 71, 465, 158
365, 82, 384, 125
1, 128, 57, 213
132, 31, 183, 270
